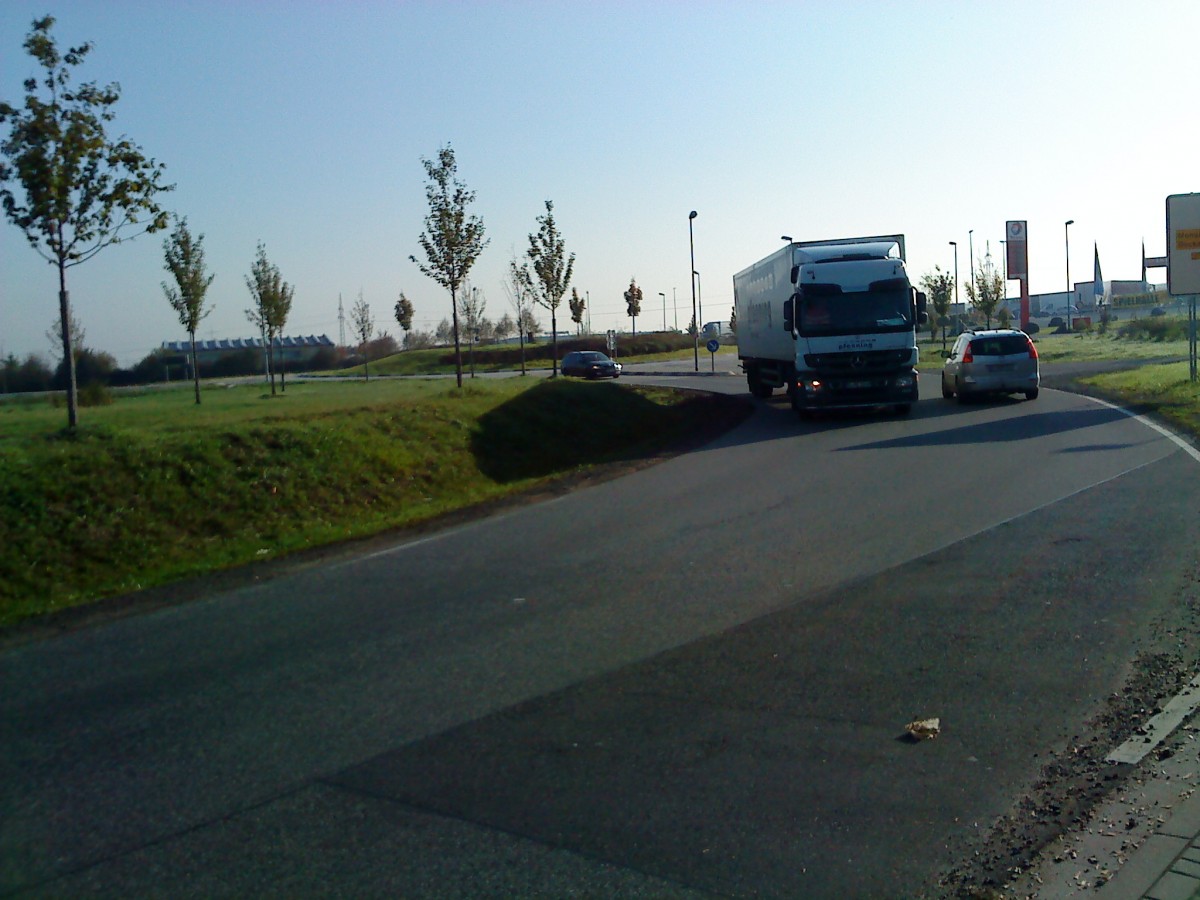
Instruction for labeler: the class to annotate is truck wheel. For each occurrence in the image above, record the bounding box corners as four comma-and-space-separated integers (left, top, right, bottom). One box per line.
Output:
747, 371, 773, 398
1025, 388, 1039, 400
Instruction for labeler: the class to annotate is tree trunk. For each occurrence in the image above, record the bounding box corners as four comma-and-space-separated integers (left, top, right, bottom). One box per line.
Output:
57, 256, 78, 431
551, 308, 558, 377
189, 331, 201, 404
451, 287, 463, 389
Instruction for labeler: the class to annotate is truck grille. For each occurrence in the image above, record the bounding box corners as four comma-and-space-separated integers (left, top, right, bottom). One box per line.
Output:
803, 348, 910, 373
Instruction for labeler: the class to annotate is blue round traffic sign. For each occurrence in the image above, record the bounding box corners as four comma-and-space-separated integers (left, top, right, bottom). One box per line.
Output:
706, 339, 720, 353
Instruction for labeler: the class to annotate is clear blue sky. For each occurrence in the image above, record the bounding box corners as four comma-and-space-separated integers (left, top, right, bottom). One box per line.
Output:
2, 1, 1197, 366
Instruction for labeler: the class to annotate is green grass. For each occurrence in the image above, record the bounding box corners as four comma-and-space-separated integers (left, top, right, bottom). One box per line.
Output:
1081, 361, 1200, 435
0, 377, 743, 628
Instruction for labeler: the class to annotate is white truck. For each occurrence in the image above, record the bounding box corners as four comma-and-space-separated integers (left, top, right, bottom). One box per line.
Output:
732, 235, 927, 414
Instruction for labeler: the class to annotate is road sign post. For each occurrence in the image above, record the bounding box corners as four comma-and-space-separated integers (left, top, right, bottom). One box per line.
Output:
707, 338, 720, 372
1167, 194, 1200, 381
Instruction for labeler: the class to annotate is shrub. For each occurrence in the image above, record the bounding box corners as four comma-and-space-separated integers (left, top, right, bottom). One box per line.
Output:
1116, 316, 1189, 342
1023, 322, 1040, 335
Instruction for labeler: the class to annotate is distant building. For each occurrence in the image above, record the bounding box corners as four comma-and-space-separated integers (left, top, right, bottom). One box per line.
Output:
161, 334, 335, 367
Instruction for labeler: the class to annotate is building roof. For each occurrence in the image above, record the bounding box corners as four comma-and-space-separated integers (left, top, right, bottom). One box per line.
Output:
161, 335, 334, 353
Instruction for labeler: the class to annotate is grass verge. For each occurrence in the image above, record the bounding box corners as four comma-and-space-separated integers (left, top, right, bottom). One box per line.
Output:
0, 378, 749, 631
1080, 361, 1200, 435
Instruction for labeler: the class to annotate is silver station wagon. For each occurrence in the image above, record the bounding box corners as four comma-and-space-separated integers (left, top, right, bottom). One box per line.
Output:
941, 329, 1040, 402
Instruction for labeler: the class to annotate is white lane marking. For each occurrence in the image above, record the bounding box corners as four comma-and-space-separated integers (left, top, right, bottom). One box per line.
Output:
1080, 392, 1200, 464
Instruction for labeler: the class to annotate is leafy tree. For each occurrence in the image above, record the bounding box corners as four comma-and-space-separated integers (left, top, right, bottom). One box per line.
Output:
350, 293, 374, 381
503, 256, 535, 374
162, 216, 215, 404
404, 329, 434, 350
624, 278, 643, 335
394, 291, 414, 341
729, 305, 737, 333
568, 287, 586, 334
410, 144, 488, 388
920, 265, 955, 351
244, 242, 294, 395
0, 16, 172, 429
494, 312, 515, 343
526, 200, 575, 377
965, 252, 1004, 328
519, 308, 541, 342
434, 317, 453, 346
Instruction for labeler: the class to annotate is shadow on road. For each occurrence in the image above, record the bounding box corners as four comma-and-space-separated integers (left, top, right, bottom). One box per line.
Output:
835, 405, 1136, 451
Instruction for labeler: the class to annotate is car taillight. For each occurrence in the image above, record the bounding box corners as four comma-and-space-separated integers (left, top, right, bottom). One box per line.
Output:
1027, 340, 1039, 359
962, 346, 974, 363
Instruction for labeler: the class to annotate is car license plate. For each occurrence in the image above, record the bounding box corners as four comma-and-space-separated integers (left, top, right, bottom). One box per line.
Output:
845, 379, 872, 389
988, 364, 1014, 372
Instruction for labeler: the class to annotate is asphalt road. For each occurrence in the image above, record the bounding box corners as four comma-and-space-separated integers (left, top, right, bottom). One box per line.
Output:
4, 364, 1200, 897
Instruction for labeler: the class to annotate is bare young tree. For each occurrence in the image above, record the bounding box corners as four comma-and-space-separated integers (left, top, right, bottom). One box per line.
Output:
526, 200, 575, 377
162, 216, 215, 404
244, 242, 294, 395
965, 252, 1005, 329
351, 292, 374, 381
1, 16, 172, 429
503, 256, 535, 375
458, 283, 487, 378
410, 144, 488, 388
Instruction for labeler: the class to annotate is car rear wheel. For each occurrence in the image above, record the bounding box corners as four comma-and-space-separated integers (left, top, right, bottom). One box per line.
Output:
1025, 388, 1039, 400
955, 378, 971, 404
941, 377, 954, 399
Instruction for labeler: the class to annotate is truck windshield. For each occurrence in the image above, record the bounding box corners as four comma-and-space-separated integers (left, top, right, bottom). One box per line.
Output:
799, 278, 912, 335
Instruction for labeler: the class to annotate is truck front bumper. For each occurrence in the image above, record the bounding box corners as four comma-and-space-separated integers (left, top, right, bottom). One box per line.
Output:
791, 368, 918, 410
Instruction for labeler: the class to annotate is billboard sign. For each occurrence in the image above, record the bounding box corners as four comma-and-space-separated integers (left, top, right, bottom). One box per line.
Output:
1167, 193, 1200, 296
1006, 220, 1028, 280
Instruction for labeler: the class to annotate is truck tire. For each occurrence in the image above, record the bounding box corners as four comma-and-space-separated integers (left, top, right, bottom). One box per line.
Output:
747, 369, 773, 399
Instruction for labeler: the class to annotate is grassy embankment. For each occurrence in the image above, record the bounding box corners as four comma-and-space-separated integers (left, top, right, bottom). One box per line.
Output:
0, 377, 744, 629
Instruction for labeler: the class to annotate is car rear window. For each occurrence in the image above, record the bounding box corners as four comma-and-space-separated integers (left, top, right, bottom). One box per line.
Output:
969, 336, 1029, 356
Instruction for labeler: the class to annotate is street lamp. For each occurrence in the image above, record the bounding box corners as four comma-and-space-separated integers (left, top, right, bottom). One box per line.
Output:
658, 292, 666, 331
969, 229, 976, 303
781, 235, 793, 242
949, 240, 959, 315
694, 270, 703, 340
689, 211, 698, 371
1065, 219, 1075, 330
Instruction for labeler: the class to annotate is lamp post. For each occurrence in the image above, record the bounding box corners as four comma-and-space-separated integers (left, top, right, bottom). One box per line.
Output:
1065, 219, 1075, 330
689, 211, 698, 370
694, 270, 703, 340
658, 292, 666, 331
949, 240, 959, 321
968, 229, 976, 305
673, 287, 678, 331
781, 235, 792, 242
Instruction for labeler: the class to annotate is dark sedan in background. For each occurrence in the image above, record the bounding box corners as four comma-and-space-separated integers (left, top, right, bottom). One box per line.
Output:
561, 351, 622, 379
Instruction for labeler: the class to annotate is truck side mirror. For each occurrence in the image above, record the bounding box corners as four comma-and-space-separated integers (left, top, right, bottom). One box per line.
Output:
783, 294, 796, 333
790, 265, 799, 285
914, 289, 928, 325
